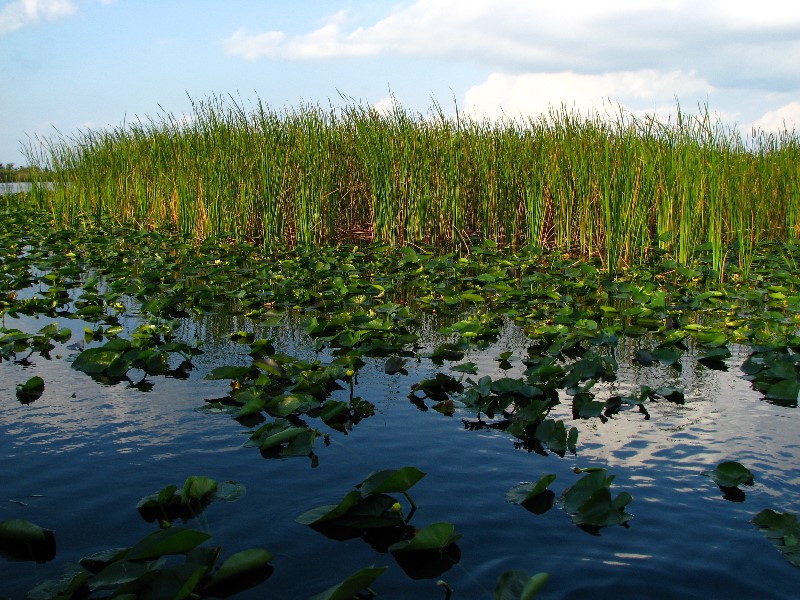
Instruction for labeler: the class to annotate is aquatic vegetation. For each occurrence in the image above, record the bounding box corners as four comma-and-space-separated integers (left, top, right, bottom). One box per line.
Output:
703, 461, 755, 489
310, 566, 387, 600
23, 97, 800, 279
0, 519, 56, 563
28, 527, 273, 600
506, 474, 558, 515
507, 468, 633, 532
18, 477, 271, 599
3, 194, 800, 597
753, 509, 800, 567
136, 476, 246, 524
298, 467, 465, 584
494, 571, 549, 600
15, 375, 44, 404
561, 468, 633, 531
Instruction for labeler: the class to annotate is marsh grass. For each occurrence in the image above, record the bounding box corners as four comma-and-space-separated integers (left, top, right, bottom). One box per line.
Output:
24, 96, 800, 277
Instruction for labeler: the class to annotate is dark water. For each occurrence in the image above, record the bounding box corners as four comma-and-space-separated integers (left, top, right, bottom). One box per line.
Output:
1, 312, 799, 599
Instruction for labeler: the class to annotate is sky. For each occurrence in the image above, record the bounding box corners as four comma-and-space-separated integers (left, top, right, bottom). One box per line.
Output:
2, 0, 800, 165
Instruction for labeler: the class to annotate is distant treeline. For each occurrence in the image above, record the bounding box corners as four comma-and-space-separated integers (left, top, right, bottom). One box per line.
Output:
0, 163, 51, 183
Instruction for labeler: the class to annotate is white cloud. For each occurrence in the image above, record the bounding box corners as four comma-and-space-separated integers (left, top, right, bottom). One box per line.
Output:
0, 0, 77, 36
373, 95, 400, 116
461, 70, 714, 122
222, 0, 800, 88
224, 11, 378, 61
224, 29, 287, 61
220, 0, 800, 133
751, 102, 800, 133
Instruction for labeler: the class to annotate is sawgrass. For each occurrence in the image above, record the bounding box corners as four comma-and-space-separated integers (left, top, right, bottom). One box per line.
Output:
24, 96, 800, 276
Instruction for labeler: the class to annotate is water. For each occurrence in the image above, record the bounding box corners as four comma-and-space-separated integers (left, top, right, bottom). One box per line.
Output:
0, 183, 55, 196
1, 312, 799, 599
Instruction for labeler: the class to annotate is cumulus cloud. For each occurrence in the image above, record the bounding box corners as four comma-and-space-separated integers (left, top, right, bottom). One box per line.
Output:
224, 10, 378, 61
0, 0, 77, 36
462, 70, 714, 122
222, 0, 800, 89
751, 102, 800, 133
373, 95, 401, 116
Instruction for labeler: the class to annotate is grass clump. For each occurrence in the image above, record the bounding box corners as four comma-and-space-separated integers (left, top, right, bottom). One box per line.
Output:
23, 96, 800, 277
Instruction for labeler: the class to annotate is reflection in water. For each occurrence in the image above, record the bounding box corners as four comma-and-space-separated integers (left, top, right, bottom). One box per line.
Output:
0, 182, 55, 195
1, 308, 800, 598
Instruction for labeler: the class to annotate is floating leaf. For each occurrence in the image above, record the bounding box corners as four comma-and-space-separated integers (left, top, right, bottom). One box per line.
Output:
753, 509, 800, 567
765, 379, 800, 404
703, 461, 754, 488
16, 376, 44, 403
0, 518, 56, 563
506, 474, 557, 505
180, 475, 218, 504
71, 348, 124, 375
388, 522, 461, 553
125, 527, 210, 560
296, 491, 363, 526
297, 492, 402, 531
310, 566, 387, 600
358, 467, 426, 497
384, 356, 408, 375
452, 361, 478, 374
495, 570, 550, 600
204, 365, 252, 381
562, 470, 633, 529
204, 548, 273, 589
460, 292, 485, 303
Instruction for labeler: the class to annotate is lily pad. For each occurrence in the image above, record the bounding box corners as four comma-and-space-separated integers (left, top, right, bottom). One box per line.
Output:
16, 376, 45, 403
506, 474, 557, 505
495, 570, 549, 600
203, 547, 273, 593
753, 508, 800, 567
125, 527, 211, 560
388, 522, 461, 553
310, 566, 387, 600
358, 467, 426, 496
562, 469, 633, 530
0, 519, 56, 563
703, 461, 754, 488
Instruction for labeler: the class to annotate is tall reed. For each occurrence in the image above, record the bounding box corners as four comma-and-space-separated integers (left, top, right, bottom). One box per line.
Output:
24, 95, 800, 276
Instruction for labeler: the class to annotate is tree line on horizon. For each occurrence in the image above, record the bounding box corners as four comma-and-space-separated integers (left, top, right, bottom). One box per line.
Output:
0, 162, 51, 183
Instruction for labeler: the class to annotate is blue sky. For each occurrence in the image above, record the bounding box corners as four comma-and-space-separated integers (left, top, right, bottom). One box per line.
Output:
2, 0, 800, 165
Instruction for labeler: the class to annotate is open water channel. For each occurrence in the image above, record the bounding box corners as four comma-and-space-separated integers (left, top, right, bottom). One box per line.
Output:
2, 299, 799, 598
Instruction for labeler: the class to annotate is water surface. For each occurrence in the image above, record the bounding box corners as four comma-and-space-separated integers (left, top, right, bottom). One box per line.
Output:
2, 311, 799, 599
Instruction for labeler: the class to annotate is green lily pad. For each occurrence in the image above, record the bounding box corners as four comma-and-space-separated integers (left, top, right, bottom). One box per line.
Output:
765, 379, 800, 404
16, 376, 45, 403
495, 570, 550, 600
388, 522, 461, 553
310, 566, 387, 600
204, 548, 273, 589
122, 527, 210, 561
71, 347, 124, 375
358, 467, 426, 496
297, 491, 403, 531
703, 461, 754, 488
180, 475, 218, 504
0, 518, 56, 563
506, 474, 557, 505
384, 356, 408, 375
753, 509, 800, 567
452, 361, 478, 374
562, 469, 633, 529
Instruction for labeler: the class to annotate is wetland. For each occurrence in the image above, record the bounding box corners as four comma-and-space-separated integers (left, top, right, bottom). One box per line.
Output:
3, 99, 800, 598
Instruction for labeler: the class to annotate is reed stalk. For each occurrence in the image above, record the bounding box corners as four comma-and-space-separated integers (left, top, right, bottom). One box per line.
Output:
23, 96, 800, 278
